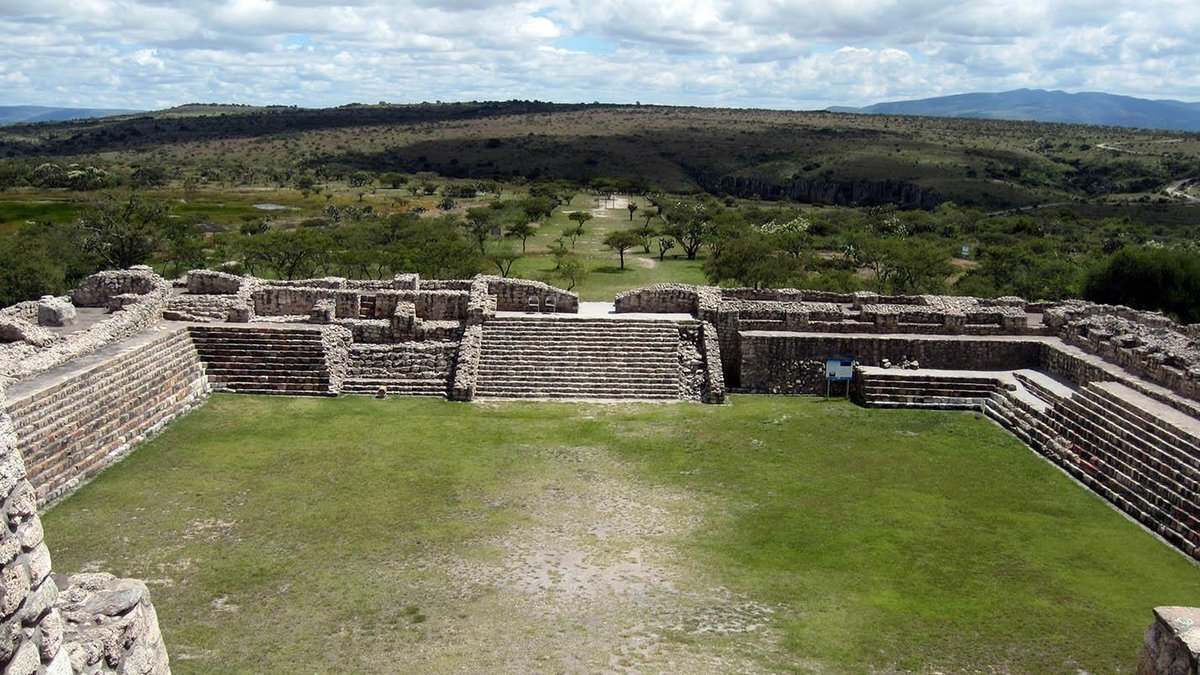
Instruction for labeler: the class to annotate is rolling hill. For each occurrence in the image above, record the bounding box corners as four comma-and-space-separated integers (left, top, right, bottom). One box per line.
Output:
0, 105, 142, 126
830, 89, 1200, 132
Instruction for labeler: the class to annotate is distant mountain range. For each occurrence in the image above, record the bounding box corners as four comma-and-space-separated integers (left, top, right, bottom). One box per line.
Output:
829, 89, 1200, 132
0, 106, 142, 126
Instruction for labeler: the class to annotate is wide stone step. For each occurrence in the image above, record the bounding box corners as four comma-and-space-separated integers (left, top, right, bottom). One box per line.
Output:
862, 384, 998, 396
215, 386, 334, 396
196, 346, 326, 357
474, 387, 679, 399
205, 364, 329, 375
188, 329, 324, 338
479, 364, 676, 374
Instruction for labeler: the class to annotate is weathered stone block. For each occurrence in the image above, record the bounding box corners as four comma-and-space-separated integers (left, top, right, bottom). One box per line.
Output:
36, 297, 76, 328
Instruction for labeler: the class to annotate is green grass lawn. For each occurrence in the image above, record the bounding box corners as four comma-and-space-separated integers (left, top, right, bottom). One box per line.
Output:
39, 395, 1200, 673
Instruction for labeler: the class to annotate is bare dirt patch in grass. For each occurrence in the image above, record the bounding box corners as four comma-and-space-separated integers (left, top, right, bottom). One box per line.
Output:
398, 445, 782, 673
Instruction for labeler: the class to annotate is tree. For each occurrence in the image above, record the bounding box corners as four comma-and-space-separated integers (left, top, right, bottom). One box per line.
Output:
632, 222, 656, 254
486, 243, 522, 278
703, 234, 799, 289
627, 202, 639, 221
568, 211, 593, 228
656, 234, 676, 261
659, 198, 715, 260
241, 229, 332, 280
551, 251, 588, 291
295, 174, 317, 198
464, 206, 497, 254
380, 172, 408, 189
518, 195, 555, 222
603, 230, 642, 269
1084, 245, 1200, 322
562, 223, 585, 250
79, 191, 171, 269
505, 221, 536, 252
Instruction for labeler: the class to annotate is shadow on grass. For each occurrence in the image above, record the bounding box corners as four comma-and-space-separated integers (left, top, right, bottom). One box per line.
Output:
592, 265, 632, 275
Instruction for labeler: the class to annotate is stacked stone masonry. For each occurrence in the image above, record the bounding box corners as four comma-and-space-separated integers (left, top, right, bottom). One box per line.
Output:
1, 383, 170, 674
8, 328, 208, 507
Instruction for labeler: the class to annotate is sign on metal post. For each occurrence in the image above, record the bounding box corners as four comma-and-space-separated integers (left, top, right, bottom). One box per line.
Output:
825, 357, 855, 398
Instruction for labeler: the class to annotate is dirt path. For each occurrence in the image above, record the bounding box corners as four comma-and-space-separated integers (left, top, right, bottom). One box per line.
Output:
388, 444, 782, 673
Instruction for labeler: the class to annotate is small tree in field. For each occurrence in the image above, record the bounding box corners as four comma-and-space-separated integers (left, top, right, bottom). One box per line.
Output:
552, 251, 588, 291
568, 211, 593, 229
486, 243, 522, 278
627, 202, 638, 221
656, 233, 676, 261
603, 230, 642, 269
505, 221, 536, 252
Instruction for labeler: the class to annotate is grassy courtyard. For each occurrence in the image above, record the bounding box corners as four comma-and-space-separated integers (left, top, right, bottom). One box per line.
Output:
42, 395, 1200, 673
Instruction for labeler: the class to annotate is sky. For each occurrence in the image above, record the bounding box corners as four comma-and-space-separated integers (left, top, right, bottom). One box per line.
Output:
2, 0, 1199, 111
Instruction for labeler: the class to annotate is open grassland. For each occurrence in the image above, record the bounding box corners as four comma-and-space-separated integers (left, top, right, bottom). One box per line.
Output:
42, 395, 1200, 673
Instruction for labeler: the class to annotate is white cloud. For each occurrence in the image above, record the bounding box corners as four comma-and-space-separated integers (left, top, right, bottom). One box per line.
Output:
0, 0, 1197, 110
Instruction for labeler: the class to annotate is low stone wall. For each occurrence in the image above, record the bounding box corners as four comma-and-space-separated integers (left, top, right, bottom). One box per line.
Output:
58, 573, 170, 674
185, 269, 242, 295
700, 321, 726, 404
373, 291, 469, 321
0, 387, 71, 672
6, 327, 208, 506
614, 284, 701, 314
418, 279, 473, 291
450, 325, 483, 401
1048, 303, 1200, 405
739, 332, 1042, 395
347, 342, 456, 393
1, 271, 171, 387
252, 287, 361, 319
484, 277, 578, 313
69, 268, 161, 308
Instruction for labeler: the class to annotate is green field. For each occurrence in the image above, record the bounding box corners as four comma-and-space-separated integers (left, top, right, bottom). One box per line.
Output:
41, 395, 1200, 673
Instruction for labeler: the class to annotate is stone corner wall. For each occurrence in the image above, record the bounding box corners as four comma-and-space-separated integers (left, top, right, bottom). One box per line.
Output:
1138, 607, 1200, 675
2, 270, 171, 387
1, 386, 171, 674
1047, 301, 1200, 405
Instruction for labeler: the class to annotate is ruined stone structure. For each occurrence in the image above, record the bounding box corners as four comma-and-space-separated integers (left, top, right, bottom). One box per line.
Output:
3, 267, 1200, 671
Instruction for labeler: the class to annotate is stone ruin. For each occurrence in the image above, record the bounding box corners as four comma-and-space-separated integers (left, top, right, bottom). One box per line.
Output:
3, 268, 1200, 671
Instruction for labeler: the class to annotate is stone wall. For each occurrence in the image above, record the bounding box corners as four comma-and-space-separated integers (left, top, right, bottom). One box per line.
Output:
1, 271, 171, 387
484, 277, 579, 313
184, 270, 242, 295
614, 284, 702, 314
69, 268, 161, 308
1138, 607, 1200, 674
6, 328, 208, 506
1, 385, 170, 674
252, 287, 361, 319
1047, 302, 1200, 405
699, 321, 726, 404
0, 386, 71, 673
739, 332, 1042, 395
372, 291, 469, 321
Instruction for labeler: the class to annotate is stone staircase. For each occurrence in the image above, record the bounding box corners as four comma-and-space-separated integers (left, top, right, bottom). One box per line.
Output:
188, 326, 333, 396
855, 368, 1006, 410
475, 316, 683, 400
1044, 381, 1200, 552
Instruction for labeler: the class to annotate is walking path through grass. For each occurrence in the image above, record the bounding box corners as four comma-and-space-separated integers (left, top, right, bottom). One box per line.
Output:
41, 395, 1200, 673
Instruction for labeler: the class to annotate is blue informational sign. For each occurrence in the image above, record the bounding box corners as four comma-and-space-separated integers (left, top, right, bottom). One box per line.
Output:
825, 358, 855, 382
